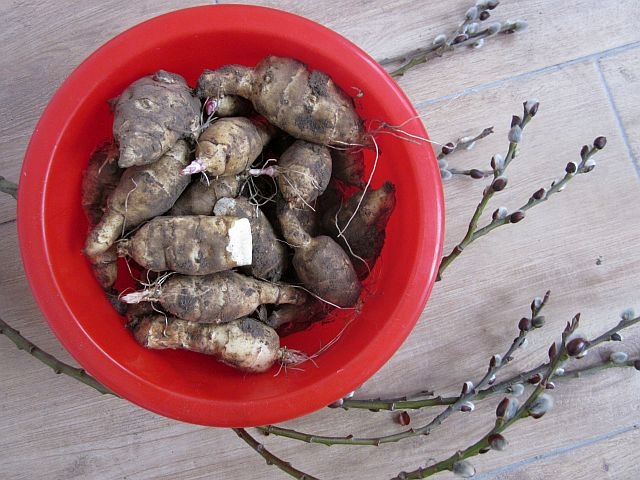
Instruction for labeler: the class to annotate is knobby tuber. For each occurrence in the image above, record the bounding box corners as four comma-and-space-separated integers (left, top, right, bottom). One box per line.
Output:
279, 202, 361, 308
82, 58, 399, 373
121, 271, 308, 324
214, 197, 287, 281
331, 148, 365, 187
81, 141, 122, 227
322, 181, 396, 279
117, 215, 252, 275
275, 140, 332, 208
84, 140, 191, 259
130, 315, 305, 373
196, 55, 364, 147
183, 116, 275, 175
113, 70, 201, 167
169, 174, 243, 216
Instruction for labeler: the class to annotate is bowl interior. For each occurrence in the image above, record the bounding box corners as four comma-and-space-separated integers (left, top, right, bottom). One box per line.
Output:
18, 5, 443, 427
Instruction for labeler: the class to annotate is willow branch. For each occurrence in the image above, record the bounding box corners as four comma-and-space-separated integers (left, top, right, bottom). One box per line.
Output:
233, 428, 319, 480
259, 294, 551, 446
437, 106, 537, 280
0, 176, 18, 199
471, 142, 604, 240
381, 2, 528, 78
0, 316, 115, 395
437, 102, 607, 282
391, 314, 581, 479
343, 310, 639, 412
438, 126, 494, 161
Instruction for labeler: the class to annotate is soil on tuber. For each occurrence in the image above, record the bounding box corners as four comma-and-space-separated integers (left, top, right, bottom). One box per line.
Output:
183, 116, 276, 175
112, 70, 201, 168
130, 315, 305, 373
274, 140, 332, 208
121, 271, 308, 324
278, 202, 361, 308
84, 140, 191, 259
117, 215, 253, 275
169, 174, 243, 216
321, 181, 396, 279
214, 196, 288, 281
196, 55, 364, 147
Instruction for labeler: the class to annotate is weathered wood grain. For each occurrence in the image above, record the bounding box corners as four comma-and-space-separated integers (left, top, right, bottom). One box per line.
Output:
599, 48, 640, 176
0, 0, 204, 224
221, 0, 640, 104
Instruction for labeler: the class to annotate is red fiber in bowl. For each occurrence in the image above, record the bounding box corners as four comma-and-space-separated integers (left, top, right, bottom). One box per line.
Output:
17, 5, 443, 427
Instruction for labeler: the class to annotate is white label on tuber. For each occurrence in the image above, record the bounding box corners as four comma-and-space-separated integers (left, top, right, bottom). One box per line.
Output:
226, 217, 252, 266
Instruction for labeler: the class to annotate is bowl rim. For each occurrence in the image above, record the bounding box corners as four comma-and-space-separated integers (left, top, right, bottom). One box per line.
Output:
17, 4, 444, 426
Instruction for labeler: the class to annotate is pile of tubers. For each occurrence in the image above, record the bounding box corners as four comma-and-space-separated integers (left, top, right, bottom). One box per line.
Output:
82, 56, 396, 373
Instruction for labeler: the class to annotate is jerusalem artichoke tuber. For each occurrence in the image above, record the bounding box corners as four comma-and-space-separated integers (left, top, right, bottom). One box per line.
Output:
213, 197, 287, 281
196, 56, 364, 147
117, 215, 252, 275
84, 140, 191, 259
130, 315, 305, 373
121, 271, 308, 324
112, 70, 201, 168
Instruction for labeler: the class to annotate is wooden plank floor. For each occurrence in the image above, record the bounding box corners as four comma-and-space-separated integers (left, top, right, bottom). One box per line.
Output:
1, 1, 639, 479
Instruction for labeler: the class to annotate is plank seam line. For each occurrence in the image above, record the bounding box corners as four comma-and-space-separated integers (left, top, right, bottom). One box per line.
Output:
594, 58, 640, 179
410, 40, 640, 110
473, 423, 640, 479
0, 218, 16, 227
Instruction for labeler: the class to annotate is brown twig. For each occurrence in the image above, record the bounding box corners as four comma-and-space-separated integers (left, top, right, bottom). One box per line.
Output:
232, 428, 320, 480
0, 176, 17, 199
0, 316, 116, 395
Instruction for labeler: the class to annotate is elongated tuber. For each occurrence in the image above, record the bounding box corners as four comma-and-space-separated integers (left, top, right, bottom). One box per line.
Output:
113, 70, 201, 167
267, 298, 331, 336
331, 148, 365, 187
278, 202, 361, 307
117, 215, 252, 275
130, 315, 305, 373
322, 181, 396, 279
275, 140, 332, 207
183, 116, 275, 175
84, 140, 191, 259
213, 197, 287, 281
121, 271, 307, 324
196, 55, 364, 147
81, 142, 122, 290
81, 141, 122, 227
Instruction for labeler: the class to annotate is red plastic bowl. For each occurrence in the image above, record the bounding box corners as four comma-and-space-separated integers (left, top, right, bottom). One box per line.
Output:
17, 5, 443, 427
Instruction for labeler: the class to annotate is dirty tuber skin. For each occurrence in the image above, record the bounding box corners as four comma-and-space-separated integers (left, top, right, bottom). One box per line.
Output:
112, 70, 201, 168
196, 55, 364, 147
